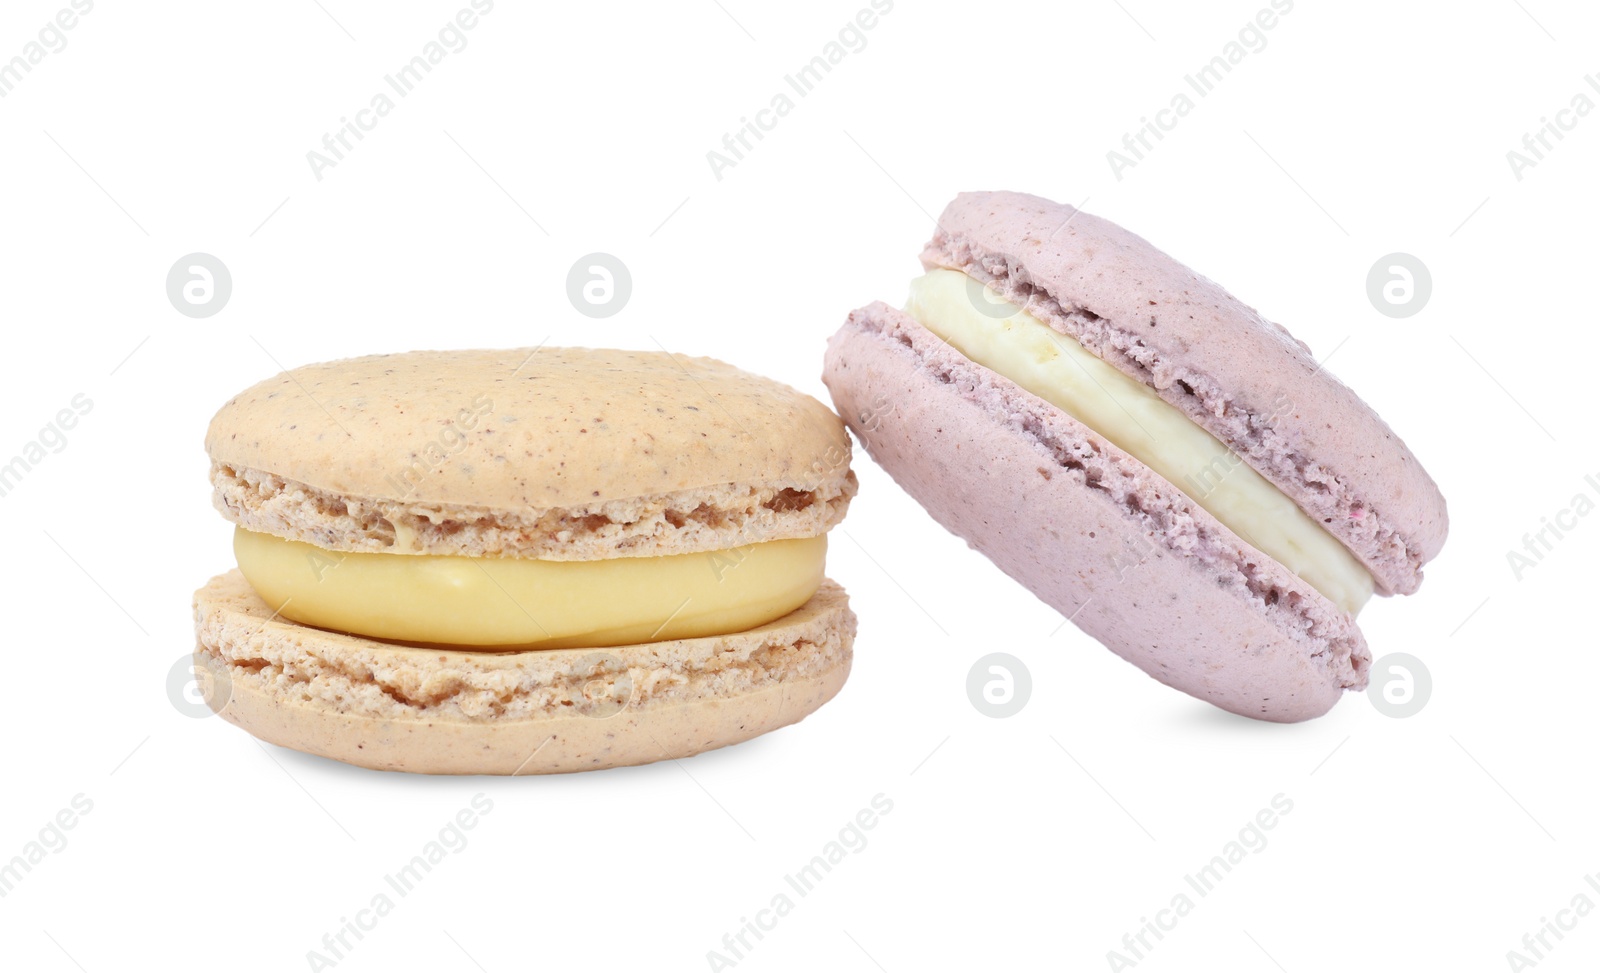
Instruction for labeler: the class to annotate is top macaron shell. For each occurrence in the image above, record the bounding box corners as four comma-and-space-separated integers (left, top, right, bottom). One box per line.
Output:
922, 191, 1448, 596
206, 348, 856, 560
208, 348, 849, 508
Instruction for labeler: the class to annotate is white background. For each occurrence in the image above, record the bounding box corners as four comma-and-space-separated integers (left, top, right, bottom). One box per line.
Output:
1, 1, 1594, 970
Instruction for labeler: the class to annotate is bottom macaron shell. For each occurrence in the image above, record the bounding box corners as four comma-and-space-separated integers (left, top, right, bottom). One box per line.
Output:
824, 303, 1369, 723
193, 571, 854, 774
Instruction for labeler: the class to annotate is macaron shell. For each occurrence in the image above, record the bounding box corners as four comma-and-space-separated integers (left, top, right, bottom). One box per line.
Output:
922, 191, 1447, 596
824, 302, 1368, 722
205, 663, 847, 775
193, 571, 854, 774
206, 347, 852, 511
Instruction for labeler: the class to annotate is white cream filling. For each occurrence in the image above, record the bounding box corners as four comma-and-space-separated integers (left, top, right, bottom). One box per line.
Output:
906, 269, 1373, 615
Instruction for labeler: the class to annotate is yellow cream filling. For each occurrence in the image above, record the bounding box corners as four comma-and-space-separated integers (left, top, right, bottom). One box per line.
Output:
906, 269, 1373, 615
234, 527, 825, 649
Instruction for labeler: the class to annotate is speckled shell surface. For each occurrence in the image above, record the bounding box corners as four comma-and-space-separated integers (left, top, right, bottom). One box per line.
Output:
205, 348, 856, 559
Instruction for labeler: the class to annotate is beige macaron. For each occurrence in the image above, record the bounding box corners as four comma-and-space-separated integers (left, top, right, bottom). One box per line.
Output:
194, 348, 858, 774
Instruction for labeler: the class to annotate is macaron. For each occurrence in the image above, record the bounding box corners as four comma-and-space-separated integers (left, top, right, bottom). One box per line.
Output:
194, 347, 858, 773
823, 190, 1447, 722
